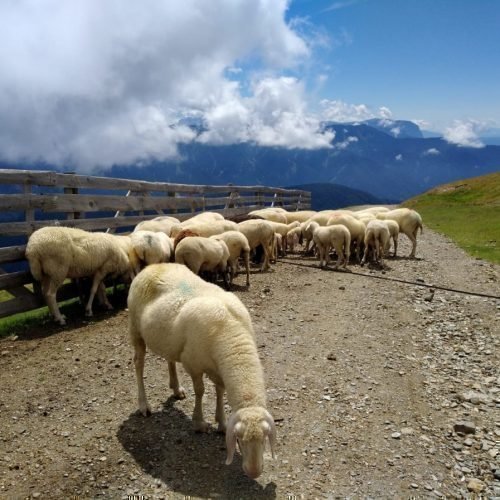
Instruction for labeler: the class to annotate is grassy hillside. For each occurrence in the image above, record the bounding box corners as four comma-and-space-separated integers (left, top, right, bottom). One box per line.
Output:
403, 171, 500, 264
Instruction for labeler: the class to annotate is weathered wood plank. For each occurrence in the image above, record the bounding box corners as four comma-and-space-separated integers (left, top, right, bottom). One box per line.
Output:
0, 169, 310, 196
0, 245, 27, 264
0, 270, 33, 289
0, 294, 44, 319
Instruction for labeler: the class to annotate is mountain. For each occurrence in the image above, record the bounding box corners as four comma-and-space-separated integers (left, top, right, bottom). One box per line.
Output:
3, 120, 500, 203
360, 119, 423, 139
286, 183, 386, 211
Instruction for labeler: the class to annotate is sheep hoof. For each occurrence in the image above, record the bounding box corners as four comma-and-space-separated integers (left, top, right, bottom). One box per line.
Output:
173, 387, 186, 400
57, 316, 67, 326
194, 421, 210, 433
85, 310, 93, 317
139, 406, 152, 417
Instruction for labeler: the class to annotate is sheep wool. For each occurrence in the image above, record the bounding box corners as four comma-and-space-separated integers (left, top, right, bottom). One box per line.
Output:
128, 263, 276, 478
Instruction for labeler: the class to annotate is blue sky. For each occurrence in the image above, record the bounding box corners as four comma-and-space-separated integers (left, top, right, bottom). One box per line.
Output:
286, 0, 500, 129
0, 0, 498, 171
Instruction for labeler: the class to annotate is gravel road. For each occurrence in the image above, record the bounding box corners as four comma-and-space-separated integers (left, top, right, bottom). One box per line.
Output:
1, 226, 499, 499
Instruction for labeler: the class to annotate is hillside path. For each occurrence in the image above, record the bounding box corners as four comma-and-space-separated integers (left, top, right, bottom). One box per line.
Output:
0, 227, 499, 498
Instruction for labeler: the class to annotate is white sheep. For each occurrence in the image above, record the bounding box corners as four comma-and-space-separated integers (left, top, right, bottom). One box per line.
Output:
360, 220, 391, 267
285, 226, 303, 253
130, 230, 173, 274
128, 263, 276, 478
248, 208, 288, 224
237, 219, 275, 272
307, 221, 351, 269
304, 209, 354, 227
175, 236, 230, 287
170, 219, 238, 238
134, 216, 180, 235
384, 219, 400, 257
210, 231, 251, 287
376, 208, 423, 258
25, 226, 134, 325
187, 211, 225, 222
327, 213, 366, 262
283, 210, 317, 224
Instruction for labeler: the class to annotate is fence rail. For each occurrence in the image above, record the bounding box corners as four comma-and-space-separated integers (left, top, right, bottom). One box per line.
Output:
0, 168, 311, 319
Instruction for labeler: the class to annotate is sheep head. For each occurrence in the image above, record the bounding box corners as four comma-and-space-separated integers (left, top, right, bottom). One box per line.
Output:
225, 406, 276, 479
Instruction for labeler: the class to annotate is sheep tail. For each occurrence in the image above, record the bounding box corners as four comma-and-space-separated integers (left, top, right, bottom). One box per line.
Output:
27, 254, 44, 281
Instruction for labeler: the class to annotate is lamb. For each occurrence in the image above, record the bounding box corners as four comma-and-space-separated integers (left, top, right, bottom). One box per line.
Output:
237, 219, 275, 271
210, 230, 251, 287
376, 208, 423, 258
173, 229, 200, 251
327, 214, 366, 262
304, 209, 354, 227
25, 226, 134, 325
267, 220, 301, 254
360, 220, 391, 267
128, 263, 276, 478
306, 221, 351, 269
175, 236, 230, 288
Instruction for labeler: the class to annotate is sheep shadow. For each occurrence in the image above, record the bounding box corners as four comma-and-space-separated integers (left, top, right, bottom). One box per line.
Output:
117, 397, 277, 499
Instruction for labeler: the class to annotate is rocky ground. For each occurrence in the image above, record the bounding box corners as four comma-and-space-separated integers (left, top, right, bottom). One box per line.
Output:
0, 227, 499, 499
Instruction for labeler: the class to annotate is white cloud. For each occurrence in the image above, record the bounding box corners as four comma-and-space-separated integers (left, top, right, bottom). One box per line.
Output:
320, 100, 393, 123
0, 0, 334, 172
395, 154, 403, 161
443, 120, 485, 148
423, 148, 440, 156
334, 136, 358, 150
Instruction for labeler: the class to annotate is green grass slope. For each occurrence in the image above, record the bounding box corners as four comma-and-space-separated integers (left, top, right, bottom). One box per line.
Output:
403, 172, 500, 264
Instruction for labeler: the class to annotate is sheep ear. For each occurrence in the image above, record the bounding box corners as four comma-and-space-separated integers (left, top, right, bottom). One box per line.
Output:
225, 414, 242, 465
264, 411, 277, 459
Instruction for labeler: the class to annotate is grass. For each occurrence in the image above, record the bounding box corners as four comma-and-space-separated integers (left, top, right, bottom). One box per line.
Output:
0, 284, 128, 338
403, 172, 500, 264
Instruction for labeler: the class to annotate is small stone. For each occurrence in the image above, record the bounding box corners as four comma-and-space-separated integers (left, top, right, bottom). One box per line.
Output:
401, 427, 414, 435
339, 286, 345, 290
467, 478, 485, 493
391, 432, 401, 439
454, 421, 476, 434
326, 353, 337, 361
410, 483, 419, 489
463, 438, 473, 447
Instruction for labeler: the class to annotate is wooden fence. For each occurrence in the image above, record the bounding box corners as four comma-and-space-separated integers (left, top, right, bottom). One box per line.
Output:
0, 168, 311, 319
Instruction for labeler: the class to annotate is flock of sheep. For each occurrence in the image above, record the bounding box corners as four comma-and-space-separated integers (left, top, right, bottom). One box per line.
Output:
24, 204, 423, 478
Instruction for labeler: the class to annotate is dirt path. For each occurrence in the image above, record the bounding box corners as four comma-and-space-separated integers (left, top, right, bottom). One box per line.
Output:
1, 228, 499, 499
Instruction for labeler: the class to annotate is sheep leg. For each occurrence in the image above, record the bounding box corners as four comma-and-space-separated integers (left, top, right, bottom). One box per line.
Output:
243, 250, 250, 286
393, 236, 398, 257
168, 361, 186, 399
191, 373, 209, 432
43, 276, 66, 325
97, 282, 113, 310
215, 383, 226, 433
133, 337, 151, 416
408, 230, 418, 258
85, 270, 107, 317
334, 247, 344, 270
360, 244, 370, 267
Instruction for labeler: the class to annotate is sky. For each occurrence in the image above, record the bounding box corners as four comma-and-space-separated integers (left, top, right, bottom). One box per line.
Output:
0, 0, 499, 171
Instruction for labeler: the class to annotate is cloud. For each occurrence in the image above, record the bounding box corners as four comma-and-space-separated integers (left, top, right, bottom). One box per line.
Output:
395, 154, 403, 161
0, 0, 335, 172
334, 136, 358, 150
322, 0, 360, 12
320, 100, 393, 123
423, 148, 440, 156
443, 120, 485, 148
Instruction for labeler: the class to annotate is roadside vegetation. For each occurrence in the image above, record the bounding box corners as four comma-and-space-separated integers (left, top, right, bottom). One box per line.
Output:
403, 171, 500, 264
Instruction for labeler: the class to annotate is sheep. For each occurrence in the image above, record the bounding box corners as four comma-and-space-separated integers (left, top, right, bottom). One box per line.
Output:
283, 210, 317, 224
187, 211, 225, 222
304, 209, 354, 227
248, 208, 287, 224
173, 228, 200, 251
376, 208, 423, 258
384, 219, 400, 257
237, 219, 275, 271
353, 206, 390, 216
360, 220, 391, 267
267, 220, 301, 254
285, 226, 303, 253
130, 230, 173, 275
25, 226, 134, 325
306, 221, 351, 269
134, 216, 180, 236
170, 219, 238, 238
128, 263, 276, 478
327, 214, 366, 262
210, 231, 251, 287
175, 236, 230, 288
